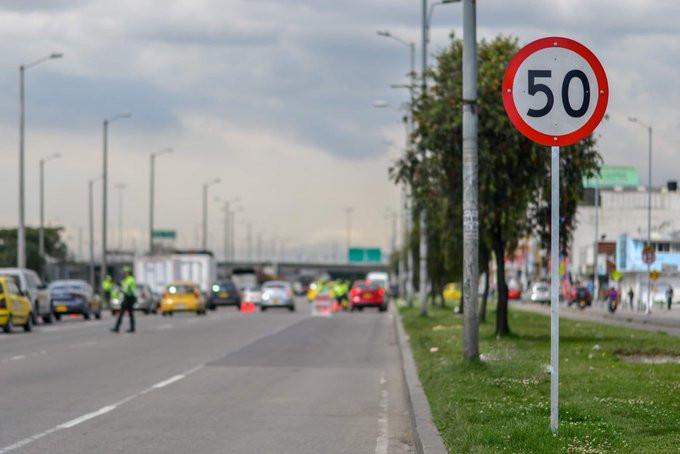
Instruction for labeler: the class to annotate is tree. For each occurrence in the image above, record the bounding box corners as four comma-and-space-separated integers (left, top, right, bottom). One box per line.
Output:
0, 227, 70, 276
392, 34, 601, 336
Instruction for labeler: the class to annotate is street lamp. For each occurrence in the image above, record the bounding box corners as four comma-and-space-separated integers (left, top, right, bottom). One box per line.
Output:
101, 113, 131, 286
629, 116, 653, 315
202, 178, 221, 251
114, 183, 126, 252
88, 175, 102, 288
345, 207, 354, 262
17, 52, 63, 268
149, 148, 173, 255
39, 152, 62, 263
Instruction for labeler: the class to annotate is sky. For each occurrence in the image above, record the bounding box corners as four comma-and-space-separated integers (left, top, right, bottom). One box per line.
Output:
0, 0, 677, 262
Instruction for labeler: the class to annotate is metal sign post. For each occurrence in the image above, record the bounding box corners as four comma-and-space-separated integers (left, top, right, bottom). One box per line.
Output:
550, 145, 560, 432
502, 37, 609, 434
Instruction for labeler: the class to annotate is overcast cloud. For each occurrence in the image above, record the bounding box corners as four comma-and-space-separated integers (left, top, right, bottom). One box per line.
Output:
0, 0, 678, 261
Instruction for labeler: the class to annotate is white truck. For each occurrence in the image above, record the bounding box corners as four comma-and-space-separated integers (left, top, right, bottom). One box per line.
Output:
134, 253, 216, 296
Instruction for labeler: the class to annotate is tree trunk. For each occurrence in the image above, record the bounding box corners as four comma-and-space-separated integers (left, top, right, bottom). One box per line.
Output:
479, 261, 490, 323
494, 229, 510, 336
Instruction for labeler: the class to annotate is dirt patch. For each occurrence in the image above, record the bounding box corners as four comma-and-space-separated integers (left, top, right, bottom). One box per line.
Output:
617, 354, 680, 364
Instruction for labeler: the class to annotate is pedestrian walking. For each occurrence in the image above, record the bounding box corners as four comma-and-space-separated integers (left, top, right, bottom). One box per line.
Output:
666, 284, 673, 311
627, 287, 634, 310
111, 267, 136, 333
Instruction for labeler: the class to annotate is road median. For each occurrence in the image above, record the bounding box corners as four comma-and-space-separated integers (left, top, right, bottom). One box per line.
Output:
399, 303, 680, 453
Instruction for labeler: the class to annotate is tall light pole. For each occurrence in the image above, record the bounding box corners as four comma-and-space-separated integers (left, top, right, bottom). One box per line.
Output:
629, 117, 653, 314
230, 205, 243, 260
461, 0, 478, 360
377, 30, 416, 303
89, 175, 102, 289
345, 207, 354, 262
202, 178, 221, 251
149, 148, 173, 255
101, 113, 131, 287
114, 183, 126, 251
18, 52, 63, 268
39, 152, 61, 263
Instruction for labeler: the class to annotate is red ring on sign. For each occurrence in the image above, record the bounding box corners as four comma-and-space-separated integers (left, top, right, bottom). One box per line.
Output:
502, 36, 609, 147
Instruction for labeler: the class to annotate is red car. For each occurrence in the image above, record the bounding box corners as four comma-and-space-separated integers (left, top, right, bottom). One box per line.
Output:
508, 288, 522, 300
349, 280, 387, 312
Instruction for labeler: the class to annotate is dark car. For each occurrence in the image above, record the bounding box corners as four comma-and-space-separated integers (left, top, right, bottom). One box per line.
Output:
569, 286, 592, 309
48, 280, 102, 320
208, 280, 241, 310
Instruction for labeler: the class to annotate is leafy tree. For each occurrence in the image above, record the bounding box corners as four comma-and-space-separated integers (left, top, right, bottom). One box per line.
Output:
0, 227, 70, 276
392, 34, 601, 336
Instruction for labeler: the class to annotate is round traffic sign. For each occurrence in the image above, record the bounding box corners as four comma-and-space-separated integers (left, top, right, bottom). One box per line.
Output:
502, 37, 609, 146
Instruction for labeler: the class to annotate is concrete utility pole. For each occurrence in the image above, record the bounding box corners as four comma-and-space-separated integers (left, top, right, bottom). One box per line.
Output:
419, 0, 429, 316
629, 117, 653, 314
17, 53, 63, 268
114, 183, 126, 251
462, 0, 479, 359
39, 153, 61, 263
201, 178, 220, 251
345, 207, 354, 261
593, 184, 599, 305
89, 176, 101, 289
101, 113, 131, 287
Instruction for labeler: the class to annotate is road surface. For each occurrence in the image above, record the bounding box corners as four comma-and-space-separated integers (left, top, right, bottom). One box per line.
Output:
0, 299, 413, 453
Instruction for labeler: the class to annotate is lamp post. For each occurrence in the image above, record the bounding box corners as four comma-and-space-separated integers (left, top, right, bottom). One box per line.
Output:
202, 178, 221, 251
101, 113, 131, 287
230, 205, 244, 260
376, 30, 416, 303
345, 207, 354, 262
629, 117, 653, 314
114, 183, 126, 252
18, 52, 63, 268
39, 152, 61, 262
419, 0, 459, 315
89, 175, 102, 288
149, 148, 173, 255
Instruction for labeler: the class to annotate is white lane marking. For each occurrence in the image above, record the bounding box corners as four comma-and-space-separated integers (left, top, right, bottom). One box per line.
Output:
10, 355, 26, 361
152, 374, 184, 389
59, 405, 116, 429
157, 323, 173, 330
0, 364, 204, 454
375, 370, 389, 454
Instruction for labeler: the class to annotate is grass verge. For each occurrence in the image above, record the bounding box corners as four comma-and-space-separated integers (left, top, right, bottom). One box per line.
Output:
400, 303, 680, 453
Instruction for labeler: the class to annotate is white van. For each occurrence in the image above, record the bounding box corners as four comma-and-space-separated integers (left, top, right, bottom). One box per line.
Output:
0, 268, 51, 324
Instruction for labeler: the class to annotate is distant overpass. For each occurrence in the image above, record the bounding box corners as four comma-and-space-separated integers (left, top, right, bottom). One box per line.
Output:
218, 260, 390, 281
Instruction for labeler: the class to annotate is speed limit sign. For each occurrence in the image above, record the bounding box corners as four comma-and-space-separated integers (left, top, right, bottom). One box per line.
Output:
502, 37, 608, 435
502, 37, 608, 146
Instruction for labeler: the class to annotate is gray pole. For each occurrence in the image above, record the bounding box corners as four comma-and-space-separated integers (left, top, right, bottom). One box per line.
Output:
39, 158, 44, 261
646, 125, 652, 315
224, 202, 230, 261
89, 178, 96, 288
101, 120, 108, 284
150, 153, 155, 255
462, 0, 479, 359
18, 65, 25, 269
230, 210, 236, 260
550, 146, 560, 433
345, 207, 353, 261
419, 0, 429, 316
593, 185, 599, 304
202, 183, 208, 250
247, 223, 253, 261
115, 183, 125, 252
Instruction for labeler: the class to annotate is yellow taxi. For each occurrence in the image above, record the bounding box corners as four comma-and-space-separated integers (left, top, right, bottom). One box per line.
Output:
160, 281, 207, 316
442, 282, 462, 302
0, 276, 33, 332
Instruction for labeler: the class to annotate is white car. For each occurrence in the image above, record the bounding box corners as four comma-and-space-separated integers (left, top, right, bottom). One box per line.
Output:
529, 282, 550, 304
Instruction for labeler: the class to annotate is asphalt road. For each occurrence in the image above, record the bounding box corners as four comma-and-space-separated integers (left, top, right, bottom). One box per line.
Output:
0, 299, 413, 453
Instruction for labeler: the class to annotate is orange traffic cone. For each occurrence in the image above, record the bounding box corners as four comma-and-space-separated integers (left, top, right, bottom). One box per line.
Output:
240, 300, 256, 313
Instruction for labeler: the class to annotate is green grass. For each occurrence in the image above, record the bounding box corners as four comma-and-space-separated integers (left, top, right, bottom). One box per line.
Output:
400, 303, 680, 453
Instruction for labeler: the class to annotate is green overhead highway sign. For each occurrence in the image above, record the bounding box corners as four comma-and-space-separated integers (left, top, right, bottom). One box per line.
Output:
348, 248, 382, 263
583, 165, 639, 188
152, 230, 176, 239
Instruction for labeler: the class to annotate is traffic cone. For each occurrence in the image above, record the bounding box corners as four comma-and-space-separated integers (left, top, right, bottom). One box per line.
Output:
240, 300, 256, 313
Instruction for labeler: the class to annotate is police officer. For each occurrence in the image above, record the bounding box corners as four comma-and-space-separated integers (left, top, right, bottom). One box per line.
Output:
111, 267, 136, 333
102, 274, 113, 308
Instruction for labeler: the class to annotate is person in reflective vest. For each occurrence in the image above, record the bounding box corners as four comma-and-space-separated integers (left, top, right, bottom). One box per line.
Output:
102, 275, 113, 308
111, 267, 136, 333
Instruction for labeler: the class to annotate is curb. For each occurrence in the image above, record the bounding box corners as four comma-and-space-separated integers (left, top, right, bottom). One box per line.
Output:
392, 305, 448, 454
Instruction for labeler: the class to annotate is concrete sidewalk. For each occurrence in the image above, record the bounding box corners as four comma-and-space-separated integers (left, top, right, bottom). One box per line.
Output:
510, 300, 680, 337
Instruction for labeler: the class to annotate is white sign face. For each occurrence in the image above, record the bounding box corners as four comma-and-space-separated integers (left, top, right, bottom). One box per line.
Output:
512, 48, 598, 136
503, 37, 608, 146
